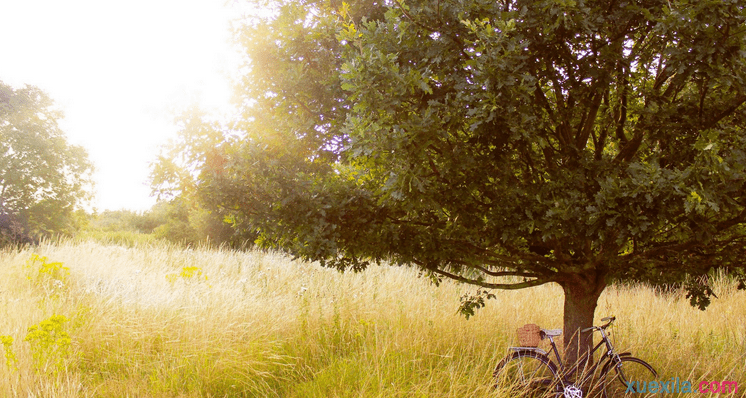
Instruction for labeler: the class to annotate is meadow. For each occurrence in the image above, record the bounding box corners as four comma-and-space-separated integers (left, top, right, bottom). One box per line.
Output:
0, 240, 743, 397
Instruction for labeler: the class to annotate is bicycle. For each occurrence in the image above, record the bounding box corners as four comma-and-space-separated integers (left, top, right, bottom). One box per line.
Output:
493, 316, 657, 398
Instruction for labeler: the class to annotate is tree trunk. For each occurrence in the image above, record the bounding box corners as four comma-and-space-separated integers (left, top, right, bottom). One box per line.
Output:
561, 275, 606, 370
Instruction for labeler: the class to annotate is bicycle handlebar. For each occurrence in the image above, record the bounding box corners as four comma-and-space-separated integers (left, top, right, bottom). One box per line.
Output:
581, 316, 616, 333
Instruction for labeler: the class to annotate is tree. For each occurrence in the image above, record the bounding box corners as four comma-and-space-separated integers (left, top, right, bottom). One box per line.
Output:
157, 0, 746, 366
150, 107, 251, 247
0, 82, 93, 244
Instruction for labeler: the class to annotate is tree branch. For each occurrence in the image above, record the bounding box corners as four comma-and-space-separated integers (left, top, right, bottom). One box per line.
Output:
703, 94, 746, 130
715, 207, 746, 231
575, 87, 604, 150
444, 238, 556, 267
615, 64, 629, 146
444, 258, 546, 278
413, 259, 552, 290
394, 0, 470, 60
534, 82, 556, 122
614, 125, 644, 163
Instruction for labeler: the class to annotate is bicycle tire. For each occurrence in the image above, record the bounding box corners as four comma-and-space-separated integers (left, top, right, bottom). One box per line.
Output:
493, 350, 562, 397
600, 356, 658, 398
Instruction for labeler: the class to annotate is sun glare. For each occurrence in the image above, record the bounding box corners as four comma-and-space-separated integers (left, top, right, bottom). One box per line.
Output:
0, 0, 242, 211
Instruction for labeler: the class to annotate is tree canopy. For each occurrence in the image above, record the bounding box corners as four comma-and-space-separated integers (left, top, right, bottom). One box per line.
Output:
0, 82, 93, 244
155, 0, 746, 364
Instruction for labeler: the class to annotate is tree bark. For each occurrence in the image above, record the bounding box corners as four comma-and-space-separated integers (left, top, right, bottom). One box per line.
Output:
560, 274, 606, 370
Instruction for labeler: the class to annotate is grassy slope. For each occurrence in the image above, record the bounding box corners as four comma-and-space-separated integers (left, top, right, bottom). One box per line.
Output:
0, 240, 743, 397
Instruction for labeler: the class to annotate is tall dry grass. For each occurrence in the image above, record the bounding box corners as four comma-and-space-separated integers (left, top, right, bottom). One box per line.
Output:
0, 239, 743, 397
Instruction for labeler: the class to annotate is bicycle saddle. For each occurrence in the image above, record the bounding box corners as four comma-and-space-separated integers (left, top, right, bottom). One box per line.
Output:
541, 329, 562, 337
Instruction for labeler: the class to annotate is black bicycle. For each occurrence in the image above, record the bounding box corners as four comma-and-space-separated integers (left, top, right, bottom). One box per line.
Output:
493, 317, 657, 397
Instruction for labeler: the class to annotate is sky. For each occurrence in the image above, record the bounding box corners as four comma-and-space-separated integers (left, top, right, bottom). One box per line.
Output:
0, 0, 242, 212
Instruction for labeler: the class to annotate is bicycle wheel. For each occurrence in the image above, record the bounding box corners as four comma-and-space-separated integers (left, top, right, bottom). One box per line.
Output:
601, 356, 657, 398
494, 350, 561, 397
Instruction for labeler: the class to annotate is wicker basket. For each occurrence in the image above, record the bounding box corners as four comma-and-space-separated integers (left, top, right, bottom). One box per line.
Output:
517, 324, 542, 347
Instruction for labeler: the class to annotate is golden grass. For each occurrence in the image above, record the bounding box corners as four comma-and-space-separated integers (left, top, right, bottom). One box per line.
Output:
0, 240, 744, 397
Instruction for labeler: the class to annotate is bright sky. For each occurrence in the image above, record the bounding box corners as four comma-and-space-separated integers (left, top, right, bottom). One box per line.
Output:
0, 0, 242, 212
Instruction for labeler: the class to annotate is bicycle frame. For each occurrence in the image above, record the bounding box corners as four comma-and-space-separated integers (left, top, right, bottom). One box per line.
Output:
541, 327, 624, 388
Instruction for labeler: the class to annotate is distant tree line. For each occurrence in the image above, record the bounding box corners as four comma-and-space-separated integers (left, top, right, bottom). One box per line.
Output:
84, 199, 243, 247
0, 81, 239, 249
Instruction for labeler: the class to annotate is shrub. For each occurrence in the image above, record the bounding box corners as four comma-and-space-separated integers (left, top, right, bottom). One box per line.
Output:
24, 315, 72, 376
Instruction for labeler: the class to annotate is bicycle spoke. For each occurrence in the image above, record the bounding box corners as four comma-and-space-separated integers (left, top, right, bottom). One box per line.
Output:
494, 352, 561, 397
601, 357, 657, 398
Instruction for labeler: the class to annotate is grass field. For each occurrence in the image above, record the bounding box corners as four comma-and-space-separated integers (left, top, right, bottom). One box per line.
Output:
0, 240, 743, 397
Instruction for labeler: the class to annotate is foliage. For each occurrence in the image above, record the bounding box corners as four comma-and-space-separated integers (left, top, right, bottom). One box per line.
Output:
76, 229, 159, 248
86, 209, 161, 234
79, 202, 234, 247
0, 335, 17, 373
154, 0, 746, 362
0, 82, 93, 245
458, 289, 496, 320
166, 266, 210, 285
26, 253, 70, 300
26, 254, 69, 281
0, 212, 33, 247
24, 315, 72, 376
150, 198, 201, 245
149, 109, 256, 248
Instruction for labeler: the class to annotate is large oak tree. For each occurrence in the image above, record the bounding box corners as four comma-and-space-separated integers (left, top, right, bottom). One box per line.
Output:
156, 0, 746, 366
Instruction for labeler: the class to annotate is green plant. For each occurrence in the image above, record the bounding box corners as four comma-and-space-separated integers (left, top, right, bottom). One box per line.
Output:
24, 315, 72, 376
25, 254, 70, 303
166, 266, 210, 286
0, 335, 18, 373
76, 229, 159, 248
26, 254, 69, 288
